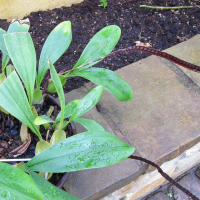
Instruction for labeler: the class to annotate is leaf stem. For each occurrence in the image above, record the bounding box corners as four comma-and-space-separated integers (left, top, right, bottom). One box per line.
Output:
140, 5, 193, 9
61, 46, 200, 75
129, 155, 199, 200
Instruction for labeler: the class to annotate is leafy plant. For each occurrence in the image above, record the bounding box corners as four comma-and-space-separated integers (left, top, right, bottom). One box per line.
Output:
99, 0, 108, 8
0, 19, 135, 199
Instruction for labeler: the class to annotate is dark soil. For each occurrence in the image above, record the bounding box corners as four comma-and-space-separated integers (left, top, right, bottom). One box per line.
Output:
0, 95, 73, 160
1, 0, 200, 93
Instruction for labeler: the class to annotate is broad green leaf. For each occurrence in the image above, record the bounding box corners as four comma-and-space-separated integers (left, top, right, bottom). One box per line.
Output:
55, 99, 81, 123
0, 162, 43, 200
70, 86, 103, 121
6, 65, 14, 76
35, 141, 51, 155
7, 19, 30, 33
2, 53, 10, 73
0, 71, 41, 140
47, 75, 66, 93
73, 25, 121, 69
26, 131, 135, 172
73, 118, 105, 131
68, 68, 133, 101
35, 115, 55, 125
26, 167, 80, 200
48, 58, 65, 130
0, 28, 7, 54
36, 21, 72, 88
4, 32, 36, 104
50, 130, 66, 145
2, 19, 30, 74
33, 89, 43, 105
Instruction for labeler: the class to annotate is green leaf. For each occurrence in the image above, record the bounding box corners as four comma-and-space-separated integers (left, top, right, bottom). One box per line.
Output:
26, 131, 135, 172
68, 68, 133, 101
2, 53, 10, 73
36, 21, 72, 88
0, 162, 43, 200
0, 28, 7, 54
26, 167, 80, 200
100, 0, 108, 8
73, 118, 105, 131
54, 120, 68, 130
0, 71, 41, 140
2, 19, 30, 74
55, 99, 81, 123
70, 86, 103, 121
50, 130, 66, 145
4, 32, 36, 105
6, 65, 14, 77
35, 141, 51, 155
7, 19, 30, 33
47, 75, 66, 93
48, 58, 65, 130
33, 89, 43, 105
35, 115, 55, 125
73, 25, 120, 69
0, 74, 6, 84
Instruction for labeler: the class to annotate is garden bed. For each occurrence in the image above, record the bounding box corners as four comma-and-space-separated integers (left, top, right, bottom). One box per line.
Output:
0, 0, 200, 94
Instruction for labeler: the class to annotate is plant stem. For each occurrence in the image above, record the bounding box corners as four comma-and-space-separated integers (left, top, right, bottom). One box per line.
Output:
84, 0, 99, 7
59, 112, 64, 130
62, 46, 200, 75
140, 5, 193, 9
129, 155, 199, 200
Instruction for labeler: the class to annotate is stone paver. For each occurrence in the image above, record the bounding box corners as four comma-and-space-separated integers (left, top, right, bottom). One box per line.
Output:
169, 174, 200, 199
63, 35, 200, 199
164, 35, 200, 88
85, 35, 200, 166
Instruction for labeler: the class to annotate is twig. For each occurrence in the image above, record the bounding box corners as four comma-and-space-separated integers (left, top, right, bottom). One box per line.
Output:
129, 155, 199, 200
62, 46, 200, 75
84, 0, 99, 7
140, 5, 193, 9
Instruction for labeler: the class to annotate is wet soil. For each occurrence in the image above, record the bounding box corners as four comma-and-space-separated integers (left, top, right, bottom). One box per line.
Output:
0, 0, 200, 93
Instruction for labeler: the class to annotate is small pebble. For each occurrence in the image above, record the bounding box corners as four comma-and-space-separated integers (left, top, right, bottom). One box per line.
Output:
11, 130, 18, 136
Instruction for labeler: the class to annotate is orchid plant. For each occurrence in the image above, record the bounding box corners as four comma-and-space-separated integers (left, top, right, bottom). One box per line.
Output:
0, 19, 135, 199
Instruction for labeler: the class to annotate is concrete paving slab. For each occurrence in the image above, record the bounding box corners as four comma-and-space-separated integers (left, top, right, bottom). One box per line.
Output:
163, 34, 200, 88
85, 52, 200, 166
